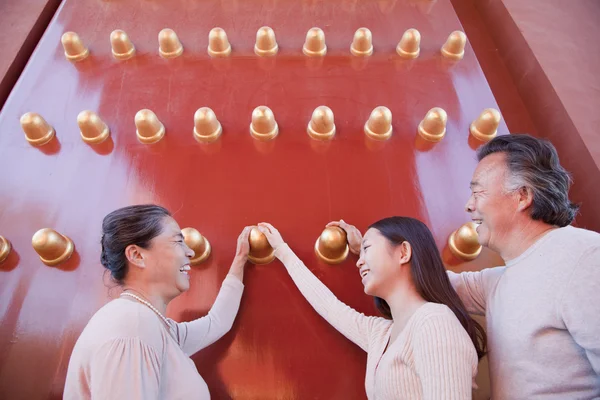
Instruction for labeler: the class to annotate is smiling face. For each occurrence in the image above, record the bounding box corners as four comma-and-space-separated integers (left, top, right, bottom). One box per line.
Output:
139, 216, 195, 297
356, 228, 411, 297
465, 152, 521, 252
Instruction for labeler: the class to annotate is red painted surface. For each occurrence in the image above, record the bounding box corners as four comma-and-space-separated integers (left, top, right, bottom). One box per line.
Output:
499, 0, 600, 167
462, 0, 600, 232
0, 0, 507, 398
0, 0, 63, 110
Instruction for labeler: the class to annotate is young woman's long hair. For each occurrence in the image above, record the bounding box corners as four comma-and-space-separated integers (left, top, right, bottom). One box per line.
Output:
369, 216, 487, 359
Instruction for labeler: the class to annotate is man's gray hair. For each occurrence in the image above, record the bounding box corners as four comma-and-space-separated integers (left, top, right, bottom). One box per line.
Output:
477, 134, 579, 227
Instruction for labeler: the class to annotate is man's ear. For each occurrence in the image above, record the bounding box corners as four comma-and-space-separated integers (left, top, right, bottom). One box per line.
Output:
125, 244, 145, 268
398, 241, 412, 265
516, 186, 534, 212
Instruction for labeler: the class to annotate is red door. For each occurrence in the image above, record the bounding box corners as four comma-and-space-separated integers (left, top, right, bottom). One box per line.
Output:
0, 1, 504, 398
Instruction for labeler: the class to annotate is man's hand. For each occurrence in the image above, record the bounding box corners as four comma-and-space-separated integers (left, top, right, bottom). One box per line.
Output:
326, 220, 362, 255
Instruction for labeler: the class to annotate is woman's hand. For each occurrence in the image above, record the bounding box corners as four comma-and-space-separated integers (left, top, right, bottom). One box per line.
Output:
229, 226, 253, 281
235, 226, 253, 261
257, 223, 286, 252
326, 220, 362, 255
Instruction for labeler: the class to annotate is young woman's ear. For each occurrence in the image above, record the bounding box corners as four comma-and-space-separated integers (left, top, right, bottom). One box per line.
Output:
398, 241, 412, 265
125, 244, 145, 268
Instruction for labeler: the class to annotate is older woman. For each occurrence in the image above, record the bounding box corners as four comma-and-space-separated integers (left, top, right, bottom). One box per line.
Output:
64, 204, 252, 399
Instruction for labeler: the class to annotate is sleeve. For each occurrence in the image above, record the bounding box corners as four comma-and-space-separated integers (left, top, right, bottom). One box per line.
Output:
447, 267, 505, 316
275, 244, 386, 352
413, 313, 476, 400
559, 245, 600, 375
172, 274, 245, 356
89, 337, 162, 400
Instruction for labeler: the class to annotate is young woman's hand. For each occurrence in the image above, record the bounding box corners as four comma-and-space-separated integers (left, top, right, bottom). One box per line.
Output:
257, 222, 286, 252
326, 220, 362, 254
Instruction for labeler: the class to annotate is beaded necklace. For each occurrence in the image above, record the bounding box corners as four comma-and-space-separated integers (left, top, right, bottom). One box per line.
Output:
120, 292, 170, 327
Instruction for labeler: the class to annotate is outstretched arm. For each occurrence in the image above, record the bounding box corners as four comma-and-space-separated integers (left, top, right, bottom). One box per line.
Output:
172, 226, 252, 356
447, 267, 504, 316
260, 223, 386, 352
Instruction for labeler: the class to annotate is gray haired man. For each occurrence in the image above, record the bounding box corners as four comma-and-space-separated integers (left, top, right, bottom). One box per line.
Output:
449, 134, 600, 399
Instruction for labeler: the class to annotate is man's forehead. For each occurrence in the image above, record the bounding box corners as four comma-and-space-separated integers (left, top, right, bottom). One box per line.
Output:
473, 153, 507, 182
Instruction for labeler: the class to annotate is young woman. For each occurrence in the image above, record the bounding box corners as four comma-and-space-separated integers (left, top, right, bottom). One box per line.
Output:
65, 205, 252, 399
257, 217, 486, 399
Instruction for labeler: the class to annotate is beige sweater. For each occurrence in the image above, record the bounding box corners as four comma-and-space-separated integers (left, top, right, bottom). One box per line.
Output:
276, 244, 478, 400
449, 225, 600, 399
64, 274, 244, 400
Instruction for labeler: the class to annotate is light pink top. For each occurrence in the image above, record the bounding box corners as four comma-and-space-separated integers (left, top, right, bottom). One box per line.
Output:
64, 274, 244, 400
275, 244, 478, 400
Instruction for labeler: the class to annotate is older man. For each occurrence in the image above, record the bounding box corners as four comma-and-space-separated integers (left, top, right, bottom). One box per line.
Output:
334, 134, 599, 399
448, 134, 600, 399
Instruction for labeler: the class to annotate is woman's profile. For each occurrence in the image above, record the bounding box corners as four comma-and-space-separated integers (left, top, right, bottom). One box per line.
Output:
257, 217, 486, 399
64, 204, 252, 399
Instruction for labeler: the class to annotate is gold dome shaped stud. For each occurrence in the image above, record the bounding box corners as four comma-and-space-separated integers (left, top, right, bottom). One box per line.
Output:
307, 106, 335, 141
77, 110, 110, 144
396, 28, 421, 59
417, 107, 447, 142
248, 227, 275, 265
110, 30, 135, 60
364, 106, 392, 140
182, 227, 211, 265
32, 228, 74, 266
315, 227, 349, 264
470, 108, 501, 142
193, 107, 222, 143
0, 236, 11, 264
254, 26, 278, 56
61, 32, 89, 62
159, 28, 183, 58
350, 28, 373, 57
135, 109, 165, 144
441, 31, 467, 60
250, 106, 278, 141
303, 27, 327, 57
448, 222, 482, 261
208, 27, 231, 57
20, 112, 55, 146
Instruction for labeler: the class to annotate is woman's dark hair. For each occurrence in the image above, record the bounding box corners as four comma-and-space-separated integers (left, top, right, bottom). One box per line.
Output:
101, 204, 171, 284
477, 134, 578, 227
369, 216, 487, 359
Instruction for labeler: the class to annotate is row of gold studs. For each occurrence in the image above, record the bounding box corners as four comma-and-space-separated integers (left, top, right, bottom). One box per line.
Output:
60, 27, 467, 61
19, 106, 501, 146
0, 221, 481, 268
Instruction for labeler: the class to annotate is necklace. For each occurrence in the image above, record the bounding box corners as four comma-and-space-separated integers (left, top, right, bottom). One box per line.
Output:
120, 292, 170, 327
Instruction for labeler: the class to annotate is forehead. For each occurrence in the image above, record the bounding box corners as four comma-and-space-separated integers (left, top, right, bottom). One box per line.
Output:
472, 152, 508, 186
158, 216, 182, 236
363, 228, 383, 242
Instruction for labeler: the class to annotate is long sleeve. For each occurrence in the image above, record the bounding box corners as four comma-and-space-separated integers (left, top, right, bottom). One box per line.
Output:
87, 337, 162, 400
172, 274, 245, 356
447, 267, 505, 316
412, 313, 476, 400
275, 244, 387, 352
559, 246, 600, 375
